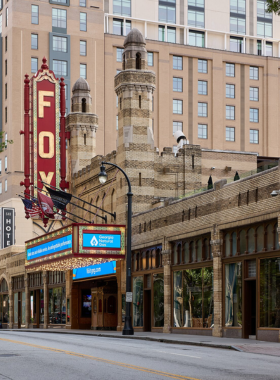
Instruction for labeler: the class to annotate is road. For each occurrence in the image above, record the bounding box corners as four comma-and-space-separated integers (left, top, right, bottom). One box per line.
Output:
0, 331, 279, 380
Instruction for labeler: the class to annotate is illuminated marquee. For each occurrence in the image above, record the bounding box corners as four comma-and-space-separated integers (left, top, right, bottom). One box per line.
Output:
21, 57, 68, 216
25, 224, 125, 271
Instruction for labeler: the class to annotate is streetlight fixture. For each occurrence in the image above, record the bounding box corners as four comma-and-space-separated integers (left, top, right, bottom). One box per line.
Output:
98, 161, 134, 335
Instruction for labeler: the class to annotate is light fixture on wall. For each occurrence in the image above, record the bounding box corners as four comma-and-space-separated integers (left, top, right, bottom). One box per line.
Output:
271, 190, 280, 197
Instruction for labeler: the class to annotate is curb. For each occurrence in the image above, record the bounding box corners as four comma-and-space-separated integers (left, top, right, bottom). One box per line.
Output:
0, 329, 239, 351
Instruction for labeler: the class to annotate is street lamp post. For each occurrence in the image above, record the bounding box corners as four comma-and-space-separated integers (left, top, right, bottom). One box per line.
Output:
98, 161, 134, 335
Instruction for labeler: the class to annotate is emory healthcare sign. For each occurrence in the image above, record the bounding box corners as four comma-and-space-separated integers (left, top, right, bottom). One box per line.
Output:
25, 224, 125, 271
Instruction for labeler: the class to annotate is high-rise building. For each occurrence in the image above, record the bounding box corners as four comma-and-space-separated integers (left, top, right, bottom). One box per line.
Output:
1, 0, 280, 245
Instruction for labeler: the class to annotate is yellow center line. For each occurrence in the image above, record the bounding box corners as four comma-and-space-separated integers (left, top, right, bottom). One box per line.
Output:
0, 337, 201, 380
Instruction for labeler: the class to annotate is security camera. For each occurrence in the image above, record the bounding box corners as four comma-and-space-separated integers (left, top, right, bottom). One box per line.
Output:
174, 130, 187, 144
271, 190, 279, 197
211, 167, 215, 170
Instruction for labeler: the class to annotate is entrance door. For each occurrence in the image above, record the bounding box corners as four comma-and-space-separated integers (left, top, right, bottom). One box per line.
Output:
144, 289, 151, 332
244, 280, 256, 338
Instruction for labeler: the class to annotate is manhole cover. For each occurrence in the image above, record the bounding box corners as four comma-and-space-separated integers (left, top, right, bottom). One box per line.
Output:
0, 354, 19, 358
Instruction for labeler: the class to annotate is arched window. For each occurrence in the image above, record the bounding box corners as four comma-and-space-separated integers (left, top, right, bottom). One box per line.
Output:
173, 244, 178, 265
147, 251, 151, 269
232, 232, 237, 256
0, 278, 8, 292
204, 238, 209, 260
267, 223, 274, 251
111, 189, 116, 222
151, 249, 156, 268
274, 223, 279, 249
177, 244, 182, 264
184, 242, 189, 263
156, 249, 161, 268
190, 241, 195, 262
82, 98, 86, 113
225, 233, 231, 257
142, 251, 146, 269
197, 239, 202, 261
136, 53, 141, 70
133, 253, 137, 272
108, 296, 116, 314
257, 225, 264, 252
248, 228, 255, 253
240, 229, 246, 254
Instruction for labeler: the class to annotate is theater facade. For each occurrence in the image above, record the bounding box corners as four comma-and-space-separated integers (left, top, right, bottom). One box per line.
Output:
1, 29, 280, 342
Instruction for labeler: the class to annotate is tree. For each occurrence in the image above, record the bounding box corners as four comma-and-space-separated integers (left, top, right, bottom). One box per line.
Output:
0, 132, 13, 152
266, 0, 280, 15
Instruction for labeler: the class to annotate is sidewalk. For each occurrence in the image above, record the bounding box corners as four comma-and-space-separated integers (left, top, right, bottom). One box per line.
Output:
1, 328, 280, 356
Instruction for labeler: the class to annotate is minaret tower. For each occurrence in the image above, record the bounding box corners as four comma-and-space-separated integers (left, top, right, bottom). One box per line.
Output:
66, 77, 98, 174
114, 29, 156, 222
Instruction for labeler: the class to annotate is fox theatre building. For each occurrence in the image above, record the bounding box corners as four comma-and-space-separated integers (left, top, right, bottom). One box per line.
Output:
25, 224, 125, 330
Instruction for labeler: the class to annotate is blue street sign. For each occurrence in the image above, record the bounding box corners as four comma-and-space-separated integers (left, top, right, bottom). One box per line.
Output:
26, 235, 72, 261
83, 233, 121, 249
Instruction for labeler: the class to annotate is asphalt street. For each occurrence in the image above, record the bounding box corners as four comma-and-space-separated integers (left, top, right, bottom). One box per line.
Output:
0, 331, 279, 380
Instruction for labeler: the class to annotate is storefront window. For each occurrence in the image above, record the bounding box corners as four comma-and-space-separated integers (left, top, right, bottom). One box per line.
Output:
133, 276, 143, 327
21, 292, 26, 326
260, 257, 280, 328
49, 287, 66, 324
40, 289, 44, 323
0, 279, 9, 324
174, 267, 213, 328
153, 273, 164, 327
0, 294, 9, 323
225, 262, 242, 327
14, 293, 18, 324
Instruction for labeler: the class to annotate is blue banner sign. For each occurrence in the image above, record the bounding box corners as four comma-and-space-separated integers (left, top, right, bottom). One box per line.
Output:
73, 261, 117, 280
83, 233, 121, 249
27, 234, 72, 261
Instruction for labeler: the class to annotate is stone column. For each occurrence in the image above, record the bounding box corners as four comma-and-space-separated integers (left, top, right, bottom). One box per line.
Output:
8, 277, 13, 329
162, 249, 172, 333
211, 226, 223, 338
24, 274, 30, 328
43, 271, 48, 329
65, 270, 72, 329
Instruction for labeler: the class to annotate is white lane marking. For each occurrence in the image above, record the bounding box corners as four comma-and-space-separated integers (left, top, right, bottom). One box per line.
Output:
152, 350, 201, 359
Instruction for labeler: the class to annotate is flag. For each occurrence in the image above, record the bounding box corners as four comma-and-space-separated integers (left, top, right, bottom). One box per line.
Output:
21, 198, 41, 217
45, 186, 72, 211
37, 191, 55, 219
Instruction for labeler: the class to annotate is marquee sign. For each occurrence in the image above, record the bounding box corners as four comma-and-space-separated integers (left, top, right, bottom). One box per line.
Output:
25, 224, 126, 271
20, 57, 69, 218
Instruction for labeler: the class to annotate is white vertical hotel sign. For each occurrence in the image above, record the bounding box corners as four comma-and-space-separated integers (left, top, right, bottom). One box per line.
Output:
0, 207, 15, 248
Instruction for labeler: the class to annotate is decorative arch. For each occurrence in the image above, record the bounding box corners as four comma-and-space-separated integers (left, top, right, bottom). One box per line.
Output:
0, 274, 9, 292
